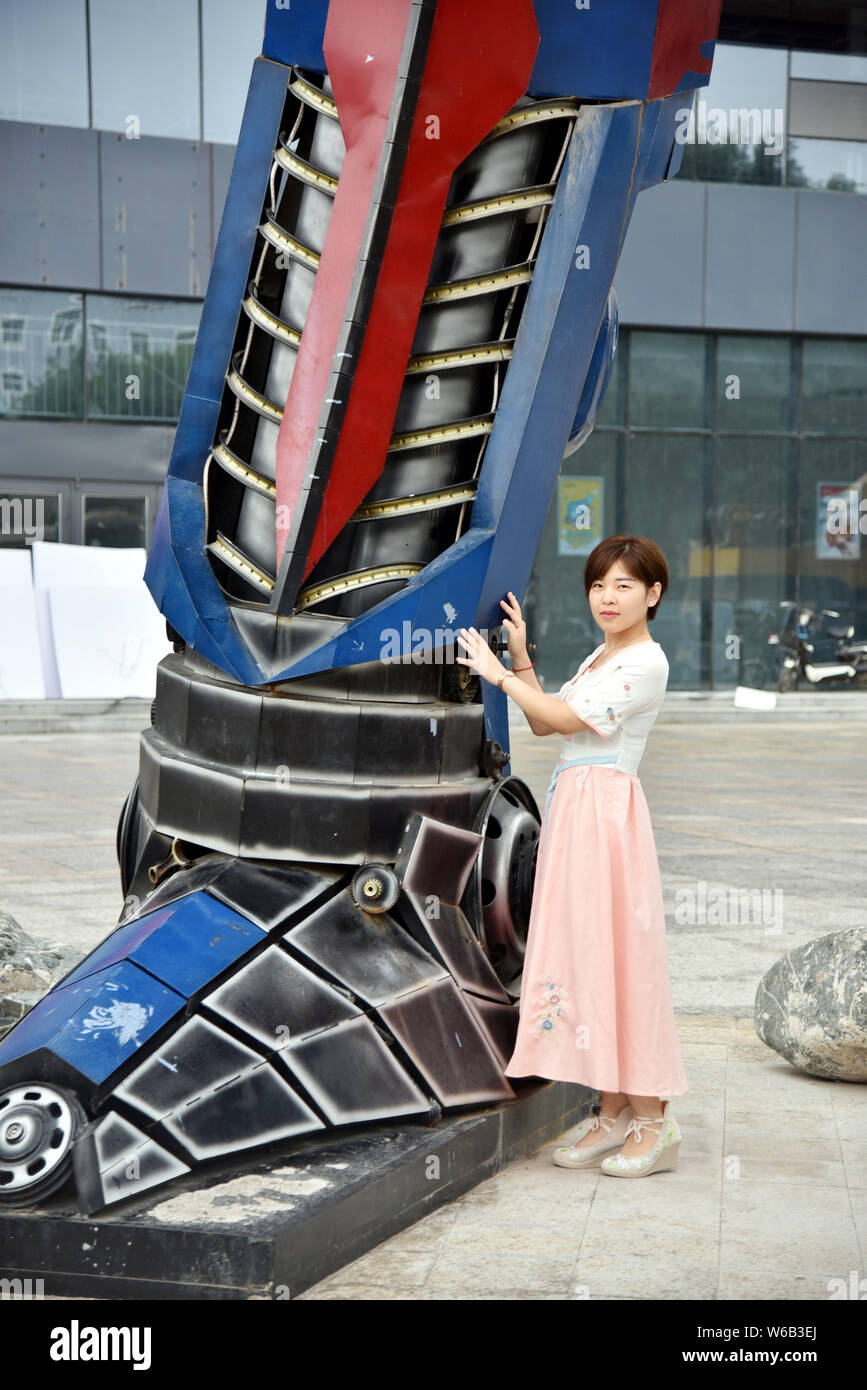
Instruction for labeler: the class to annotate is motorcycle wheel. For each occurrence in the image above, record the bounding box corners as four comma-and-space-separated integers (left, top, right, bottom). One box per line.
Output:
778, 664, 799, 693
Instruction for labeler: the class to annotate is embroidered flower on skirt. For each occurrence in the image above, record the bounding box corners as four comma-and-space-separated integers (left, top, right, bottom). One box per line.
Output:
538, 977, 569, 1032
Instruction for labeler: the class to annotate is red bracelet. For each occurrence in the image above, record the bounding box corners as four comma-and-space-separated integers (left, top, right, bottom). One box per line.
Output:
512, 662, 535, 672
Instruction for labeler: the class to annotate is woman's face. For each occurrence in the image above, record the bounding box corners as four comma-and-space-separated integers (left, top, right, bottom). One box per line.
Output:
588, 563, 660, 635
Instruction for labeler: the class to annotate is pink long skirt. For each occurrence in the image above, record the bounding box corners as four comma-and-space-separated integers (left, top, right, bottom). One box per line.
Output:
503, 763, 688, 1097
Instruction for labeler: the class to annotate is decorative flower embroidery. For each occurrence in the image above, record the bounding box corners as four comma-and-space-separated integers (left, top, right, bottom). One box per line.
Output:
605, 706, 617, 723
538, 977, 569, 1033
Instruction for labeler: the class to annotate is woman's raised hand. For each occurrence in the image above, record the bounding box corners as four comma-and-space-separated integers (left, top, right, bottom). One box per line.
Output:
499, 590, 528, 663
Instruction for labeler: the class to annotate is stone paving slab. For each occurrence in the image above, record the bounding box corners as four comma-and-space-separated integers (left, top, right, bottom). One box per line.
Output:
1, 716, 864, 1301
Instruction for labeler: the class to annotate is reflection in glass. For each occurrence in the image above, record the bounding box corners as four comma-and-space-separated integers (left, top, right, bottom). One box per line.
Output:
0, 290, 83, 419
786, 137, 867, 194
83, 496, 147, 548
530, 431, 620, 691
798, 439, 867, 635
715, 335, 795, 433
802, 339, 867, 435
712, 437, 793, 687
629, 331, 709, 429
0, 493, 60, 547
86, 296, 202, 421
625, 433, 709, 689
674, 43, 787, 186
594, 338, 625, 428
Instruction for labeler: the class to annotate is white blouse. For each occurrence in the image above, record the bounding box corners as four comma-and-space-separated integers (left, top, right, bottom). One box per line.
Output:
555, 639, 670, 777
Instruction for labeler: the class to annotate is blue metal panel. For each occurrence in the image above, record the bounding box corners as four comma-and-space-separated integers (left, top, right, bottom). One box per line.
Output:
57, 892, 265, 999
144, 55, 293, 686
528, 0, 658, 101
0, 963, 184, 1083
567, 289, 619, 451
59, 906, 179, 989
262, 0, 329, 71
127, 893, 265, 997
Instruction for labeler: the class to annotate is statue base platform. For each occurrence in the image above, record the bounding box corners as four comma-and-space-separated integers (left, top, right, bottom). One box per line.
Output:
0, 1079, 589, 1300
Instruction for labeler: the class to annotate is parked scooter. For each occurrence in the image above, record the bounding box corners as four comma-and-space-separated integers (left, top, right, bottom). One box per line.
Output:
770, 601, 867, 692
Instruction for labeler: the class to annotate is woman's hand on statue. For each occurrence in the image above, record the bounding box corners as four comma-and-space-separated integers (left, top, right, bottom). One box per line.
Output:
499, 590, 529, 664
456, 627, 506, 685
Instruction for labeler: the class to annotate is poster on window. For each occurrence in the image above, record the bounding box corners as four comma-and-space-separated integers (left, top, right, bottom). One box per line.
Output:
817, 482, 861, 561
557, 476, 603, 557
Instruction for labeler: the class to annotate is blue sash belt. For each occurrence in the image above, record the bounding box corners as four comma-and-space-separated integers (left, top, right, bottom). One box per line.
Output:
544, 750, 619, 823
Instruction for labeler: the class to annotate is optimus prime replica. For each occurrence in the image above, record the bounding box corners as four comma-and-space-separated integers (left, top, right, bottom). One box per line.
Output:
0, 0, 722, 1214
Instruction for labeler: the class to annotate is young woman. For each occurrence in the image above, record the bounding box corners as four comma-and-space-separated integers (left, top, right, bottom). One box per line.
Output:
456, 534, 687, 1179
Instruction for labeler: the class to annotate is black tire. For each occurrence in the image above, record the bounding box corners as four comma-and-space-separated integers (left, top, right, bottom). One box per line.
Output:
116, 776, 142, 898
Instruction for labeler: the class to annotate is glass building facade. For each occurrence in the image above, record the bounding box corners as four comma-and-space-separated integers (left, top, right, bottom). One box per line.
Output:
0, 6, 865, 689
528, 329, 867, 692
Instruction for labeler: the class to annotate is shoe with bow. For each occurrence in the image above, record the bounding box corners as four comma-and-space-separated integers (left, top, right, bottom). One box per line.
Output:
552, 1105, 635, 1168
599, 1100, 681, 1177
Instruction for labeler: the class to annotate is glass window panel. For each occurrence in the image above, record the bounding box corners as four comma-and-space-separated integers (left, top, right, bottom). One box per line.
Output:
798, 439, 867, 636
629, 331, 709, 429
716, 335, 795, 432
625, 434, 709, 688
0, 492, 60, 547
712, 437, 794, 688
85, 295, 202, 421
529, 430, 621, 691
674, 44, 787, 186
202, 0, 265, 145
89, 0, 200, 139
790, 51, 867, 84
0, 0, 89, 126
802, 339, 867, 434
0, 289, 83, 419
83, 496, 147, 548
786, 137, 867, 194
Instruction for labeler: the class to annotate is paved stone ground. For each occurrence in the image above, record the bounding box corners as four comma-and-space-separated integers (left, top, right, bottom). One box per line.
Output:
1, 711, 865, 1300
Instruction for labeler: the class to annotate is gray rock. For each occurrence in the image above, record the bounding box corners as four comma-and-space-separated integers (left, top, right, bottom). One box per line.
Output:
0, 912, 80, 1042
755, 925, 867, 1082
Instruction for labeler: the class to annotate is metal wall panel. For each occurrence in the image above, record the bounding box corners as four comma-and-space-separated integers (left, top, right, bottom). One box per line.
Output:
795, 190, 867, 335
0, 420, 172, 484
705, 184, 795, 332
0, 123, 100, 287
788, 78, 867, 140
99, 134, 213, 296
612, 180, 706, 327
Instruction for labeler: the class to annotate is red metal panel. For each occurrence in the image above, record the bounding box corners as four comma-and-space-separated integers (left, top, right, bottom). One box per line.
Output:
273, 0, 413, 574
274, 0, 539, 586
648, 0, 722, 100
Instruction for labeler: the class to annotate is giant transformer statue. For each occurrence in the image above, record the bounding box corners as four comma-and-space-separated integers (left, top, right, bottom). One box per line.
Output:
0, 0, 722, 1213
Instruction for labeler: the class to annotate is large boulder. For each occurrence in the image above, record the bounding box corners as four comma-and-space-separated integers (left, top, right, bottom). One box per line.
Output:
0, 912, 79, 1039
755, 925, 867, 1082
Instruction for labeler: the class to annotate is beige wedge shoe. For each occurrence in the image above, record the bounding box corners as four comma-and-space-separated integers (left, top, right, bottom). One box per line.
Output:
552, 1105, 635, 1168
599, 1100, 681, 1178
